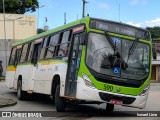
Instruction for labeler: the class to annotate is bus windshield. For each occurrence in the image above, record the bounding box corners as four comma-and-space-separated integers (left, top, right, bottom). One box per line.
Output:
86, 32, 150, 80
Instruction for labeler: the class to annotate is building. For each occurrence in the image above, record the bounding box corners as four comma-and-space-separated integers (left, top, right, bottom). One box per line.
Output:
152, 38, 160, 82
0, 14, 36, 76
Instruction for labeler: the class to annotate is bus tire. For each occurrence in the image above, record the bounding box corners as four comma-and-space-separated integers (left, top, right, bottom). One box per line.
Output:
17, 80, 26, 100
51, 77, 60, 104
55, 85, 66, 112
106, 103, 114, 111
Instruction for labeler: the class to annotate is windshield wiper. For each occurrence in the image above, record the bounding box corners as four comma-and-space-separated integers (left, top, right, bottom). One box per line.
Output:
91, 32, 128, 70
127, 38, 139, 62
91, 32, 117, 68
92, 32, 117, 58
92, 32, 117, 62
104, 32, 128, 70
104, 32, 117, 53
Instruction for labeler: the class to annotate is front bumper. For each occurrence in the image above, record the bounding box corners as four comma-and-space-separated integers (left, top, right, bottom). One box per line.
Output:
76, 77, 149, 109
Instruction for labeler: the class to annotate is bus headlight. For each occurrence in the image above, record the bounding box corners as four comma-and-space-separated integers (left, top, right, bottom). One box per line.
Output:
139, 85, 150, 96
82, 73, 95, 88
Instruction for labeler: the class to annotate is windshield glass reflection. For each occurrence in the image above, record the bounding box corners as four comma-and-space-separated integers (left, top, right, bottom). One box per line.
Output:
86, 33, 150, 80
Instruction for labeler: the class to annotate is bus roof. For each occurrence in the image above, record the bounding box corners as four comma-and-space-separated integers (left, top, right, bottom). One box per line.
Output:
13, 17, 150, 47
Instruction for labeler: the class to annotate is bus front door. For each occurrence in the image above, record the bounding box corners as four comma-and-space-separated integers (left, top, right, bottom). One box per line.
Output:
65, 33, 82, 97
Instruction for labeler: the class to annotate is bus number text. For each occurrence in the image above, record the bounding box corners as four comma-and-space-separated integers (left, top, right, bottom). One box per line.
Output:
104, 84, 113, 91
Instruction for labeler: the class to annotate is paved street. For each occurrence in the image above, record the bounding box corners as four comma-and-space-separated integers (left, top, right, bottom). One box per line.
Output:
0, 81, 160, 120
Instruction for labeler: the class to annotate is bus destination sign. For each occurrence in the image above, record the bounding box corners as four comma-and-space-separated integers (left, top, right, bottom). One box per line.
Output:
90, 19, 150, 40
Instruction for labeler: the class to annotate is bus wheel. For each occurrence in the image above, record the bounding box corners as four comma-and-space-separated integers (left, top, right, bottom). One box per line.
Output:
55, 85, 66, 112
106, 103, 114, 111
17, 80, 26, 100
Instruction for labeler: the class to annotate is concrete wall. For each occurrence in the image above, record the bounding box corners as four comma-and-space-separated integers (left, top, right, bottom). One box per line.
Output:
0, 14, 36, 39
0, 14, 36, 76
0, 39, 13, 76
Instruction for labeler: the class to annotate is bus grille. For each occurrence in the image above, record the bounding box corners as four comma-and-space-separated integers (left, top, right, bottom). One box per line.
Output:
99, 92, 136, 104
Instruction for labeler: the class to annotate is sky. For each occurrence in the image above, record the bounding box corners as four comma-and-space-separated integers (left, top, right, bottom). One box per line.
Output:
27, 0, 160, 30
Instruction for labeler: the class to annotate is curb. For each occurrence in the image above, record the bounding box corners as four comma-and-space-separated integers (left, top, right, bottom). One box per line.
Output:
0, 98, 17, 108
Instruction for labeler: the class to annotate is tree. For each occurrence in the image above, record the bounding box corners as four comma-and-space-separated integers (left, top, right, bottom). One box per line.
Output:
0, 0, 39, 14
146, 27, 160, 38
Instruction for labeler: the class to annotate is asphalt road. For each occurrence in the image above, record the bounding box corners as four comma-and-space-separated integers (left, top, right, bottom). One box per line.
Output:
0, 81, 160, 120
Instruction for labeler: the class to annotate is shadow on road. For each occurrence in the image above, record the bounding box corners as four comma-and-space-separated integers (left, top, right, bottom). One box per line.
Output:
6, 91, 143, 117
63, 103, 136, 117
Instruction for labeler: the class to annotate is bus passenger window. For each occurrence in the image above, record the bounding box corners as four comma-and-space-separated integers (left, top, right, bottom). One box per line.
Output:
46, 34, 59, 58
14, 48, 22, 66
40, 37, 49, 59
31, 43, 42, 64
9, 47, 16, 65
58, 31, 71, 57
27, 42, 34, 61
20, 44, 28, 63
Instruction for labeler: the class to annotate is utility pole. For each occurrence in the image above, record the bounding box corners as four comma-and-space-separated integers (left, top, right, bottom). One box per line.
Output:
2, 0, 7, 68
64, 12, 66, 24
119, 0, 121, 22
37, 5, 45, 33
4, 17, 23, 46
12, 17, 23, 42
82, 0, 88, 18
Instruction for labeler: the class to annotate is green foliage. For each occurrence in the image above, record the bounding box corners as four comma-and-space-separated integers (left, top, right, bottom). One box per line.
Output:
0, 0, 39, 14
146, 27, 160, 38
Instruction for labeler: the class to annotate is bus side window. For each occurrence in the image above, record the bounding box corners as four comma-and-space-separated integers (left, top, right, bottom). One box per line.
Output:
31, 40, 42, 65
14, 48, 22, 66
9, 47, 16, 65
40, 37, 49, 59
27, 42, 34, 61
58, 30, 71, 57
20, 44, 29, 63
25, 42, 31, 62
46, 34, 59, 58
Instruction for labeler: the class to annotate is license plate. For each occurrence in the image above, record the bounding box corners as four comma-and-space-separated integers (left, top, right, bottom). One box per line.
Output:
110, 100, 123, 105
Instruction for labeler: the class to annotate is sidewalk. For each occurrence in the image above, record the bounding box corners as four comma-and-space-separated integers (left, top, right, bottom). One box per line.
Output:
150, 83, 160, 86
0, 98, 17, 108
0, 81, 17, 108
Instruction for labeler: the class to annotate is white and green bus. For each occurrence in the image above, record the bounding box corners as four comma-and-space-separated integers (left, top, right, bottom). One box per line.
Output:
6, 17, 152, 112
